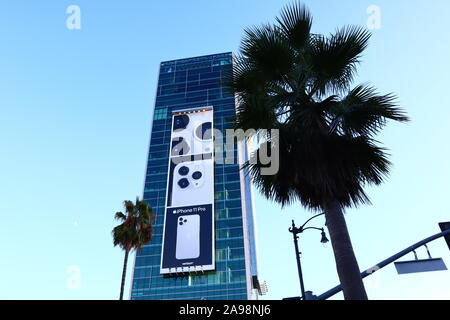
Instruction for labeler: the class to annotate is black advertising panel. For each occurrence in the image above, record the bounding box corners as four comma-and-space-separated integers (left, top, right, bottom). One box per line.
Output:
160, 106, 215, 274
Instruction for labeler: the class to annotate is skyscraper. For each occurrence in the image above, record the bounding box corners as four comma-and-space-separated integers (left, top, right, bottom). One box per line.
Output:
130, 52, 260, 300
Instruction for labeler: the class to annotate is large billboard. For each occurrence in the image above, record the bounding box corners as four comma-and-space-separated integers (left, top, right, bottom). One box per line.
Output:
160, 106, 215, 274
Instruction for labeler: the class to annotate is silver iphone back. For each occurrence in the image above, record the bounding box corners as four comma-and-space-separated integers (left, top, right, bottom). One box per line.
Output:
176, 215, 200, 260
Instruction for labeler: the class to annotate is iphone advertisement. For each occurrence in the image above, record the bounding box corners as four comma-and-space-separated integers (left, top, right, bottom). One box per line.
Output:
160, 107, 215, 275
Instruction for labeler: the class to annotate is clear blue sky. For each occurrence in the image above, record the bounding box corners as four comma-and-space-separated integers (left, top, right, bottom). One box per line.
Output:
1, 0, 449, 300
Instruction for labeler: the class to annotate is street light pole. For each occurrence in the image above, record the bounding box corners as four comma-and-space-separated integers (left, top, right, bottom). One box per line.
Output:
289, 213, 328, 300
290, 220, 306, 300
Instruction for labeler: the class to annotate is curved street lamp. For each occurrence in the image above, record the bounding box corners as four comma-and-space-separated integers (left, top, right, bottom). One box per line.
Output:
288, 212, 328, 300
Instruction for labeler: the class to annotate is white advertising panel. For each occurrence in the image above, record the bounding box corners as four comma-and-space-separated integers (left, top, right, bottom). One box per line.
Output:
160, 106, 215, 274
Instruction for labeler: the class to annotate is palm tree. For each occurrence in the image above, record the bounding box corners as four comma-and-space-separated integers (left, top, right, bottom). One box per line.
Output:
230, 2, 408, 300
112, 197, 154, 300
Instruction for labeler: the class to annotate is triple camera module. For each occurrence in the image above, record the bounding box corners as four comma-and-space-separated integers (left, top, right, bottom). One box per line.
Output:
171, 114, 213, 156
177, 165, 203, 189
178, 217, 187, 225
170, 159, 213, 207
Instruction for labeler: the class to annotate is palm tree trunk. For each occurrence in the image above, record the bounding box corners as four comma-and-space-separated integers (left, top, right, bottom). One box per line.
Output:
119, 249, 130, 300
324, 200, 368, 300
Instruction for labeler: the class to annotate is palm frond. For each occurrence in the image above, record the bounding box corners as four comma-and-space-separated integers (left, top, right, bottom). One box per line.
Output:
240, 24, 295, 81
123, 200, 134, 216
328, 84, 409, 136
244, 127, 394, 209
349, 136, 391, 185
115, 211, 127, 221
235, 93, 279, 133
276, 1, 312, 49
310, 26, 371, 95
230, 55, 267, 94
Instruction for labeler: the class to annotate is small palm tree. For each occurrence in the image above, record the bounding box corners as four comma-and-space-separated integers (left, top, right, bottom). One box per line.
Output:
231, 2, 408, 299
112, 197, 154, 300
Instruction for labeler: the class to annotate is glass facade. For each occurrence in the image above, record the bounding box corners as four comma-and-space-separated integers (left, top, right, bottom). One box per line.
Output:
130, 52, 259, 300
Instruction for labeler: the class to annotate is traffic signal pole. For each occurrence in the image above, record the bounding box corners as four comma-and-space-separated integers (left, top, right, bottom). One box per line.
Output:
317, 228, 450, 300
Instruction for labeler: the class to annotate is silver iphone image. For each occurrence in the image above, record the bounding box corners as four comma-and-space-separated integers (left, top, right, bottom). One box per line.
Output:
176, 215, 200, 260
